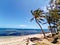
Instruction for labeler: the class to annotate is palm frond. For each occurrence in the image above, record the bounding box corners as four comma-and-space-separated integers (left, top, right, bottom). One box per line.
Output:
38, 20, 42, 23
40, 19, 45, 21
40, 16, 46, 18
31, 10, 34, 15
50, 0, 54, 4
30, 17, 34, 22
43, 22, 47, 24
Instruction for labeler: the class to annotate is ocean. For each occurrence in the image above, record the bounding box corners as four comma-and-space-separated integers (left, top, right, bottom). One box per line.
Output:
0, 28, 50, 36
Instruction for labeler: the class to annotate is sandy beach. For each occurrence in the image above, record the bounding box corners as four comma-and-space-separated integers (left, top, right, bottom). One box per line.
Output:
0, 33, 60, 45
0, 34, 43, 45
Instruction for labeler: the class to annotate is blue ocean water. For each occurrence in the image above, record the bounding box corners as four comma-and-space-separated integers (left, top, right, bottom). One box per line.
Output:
0, 28, 50, 36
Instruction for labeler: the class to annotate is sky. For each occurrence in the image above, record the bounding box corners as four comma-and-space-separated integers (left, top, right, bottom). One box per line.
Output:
0, 0, 50, 29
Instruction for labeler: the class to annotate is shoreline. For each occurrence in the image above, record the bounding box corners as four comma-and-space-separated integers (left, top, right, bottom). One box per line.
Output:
0, 33, 51, 45
0, 32, 51, 38
0, 31, 50, 36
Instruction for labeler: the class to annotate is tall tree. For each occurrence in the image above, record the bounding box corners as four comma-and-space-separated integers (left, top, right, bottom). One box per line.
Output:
30, 9, 46, 38
48, 0, 60, 34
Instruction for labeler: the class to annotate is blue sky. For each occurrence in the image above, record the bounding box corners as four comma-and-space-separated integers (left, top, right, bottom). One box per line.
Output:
0, 0, 50, 29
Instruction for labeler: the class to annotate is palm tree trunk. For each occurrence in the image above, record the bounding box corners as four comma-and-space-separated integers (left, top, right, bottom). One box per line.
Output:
35, 19, 46, 38
49, 24, 52, 33
49, 24, 53, 37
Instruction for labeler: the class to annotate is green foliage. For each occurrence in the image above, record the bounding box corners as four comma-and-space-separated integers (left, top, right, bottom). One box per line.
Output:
45, 0, 60, 34
30, 0, 60, 37
31, 8, 46, 38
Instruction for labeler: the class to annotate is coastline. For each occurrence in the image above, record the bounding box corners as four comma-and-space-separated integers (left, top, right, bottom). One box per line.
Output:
0, 33, 51, 45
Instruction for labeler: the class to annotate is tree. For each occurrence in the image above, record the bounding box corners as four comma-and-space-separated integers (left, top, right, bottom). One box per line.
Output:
42, 0, 60, 36
30, 0, 60, 38
47, 0, 60, 35
45, 14, 53, 33
30, 9, 46, 38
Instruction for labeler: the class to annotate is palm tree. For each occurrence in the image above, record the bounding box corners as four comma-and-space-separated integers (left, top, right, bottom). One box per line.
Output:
46, 10, 58, 35
57, 19, 60, 32
46, 15, 52, 33
30, 9, 46, 38
43, 12, 55, 36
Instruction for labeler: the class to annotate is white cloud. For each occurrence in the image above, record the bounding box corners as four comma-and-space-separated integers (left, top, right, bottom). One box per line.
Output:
19, 24, 27, 28
42, 6, 48, 12
43, 6, 47, 12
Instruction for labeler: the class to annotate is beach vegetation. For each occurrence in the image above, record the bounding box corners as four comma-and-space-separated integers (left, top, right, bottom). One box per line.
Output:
35, 42, 50, 45
30, 0, 60, 38
30, 9, 46, 38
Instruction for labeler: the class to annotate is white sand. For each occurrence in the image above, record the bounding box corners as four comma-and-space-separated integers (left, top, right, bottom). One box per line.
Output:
0, 33, 56, 45
0, 34, 43, 45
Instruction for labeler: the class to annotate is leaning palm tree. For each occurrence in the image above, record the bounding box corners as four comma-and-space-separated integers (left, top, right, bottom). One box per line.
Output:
30, 9, 46, 38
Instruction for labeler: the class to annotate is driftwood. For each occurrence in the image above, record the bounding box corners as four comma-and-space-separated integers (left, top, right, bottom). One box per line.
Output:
26, 37, 42, 45
29, 37, 42, 42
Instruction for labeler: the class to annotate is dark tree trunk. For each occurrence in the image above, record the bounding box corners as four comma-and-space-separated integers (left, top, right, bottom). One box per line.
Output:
49, 24, 52, 33
35, 19, 46, 38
